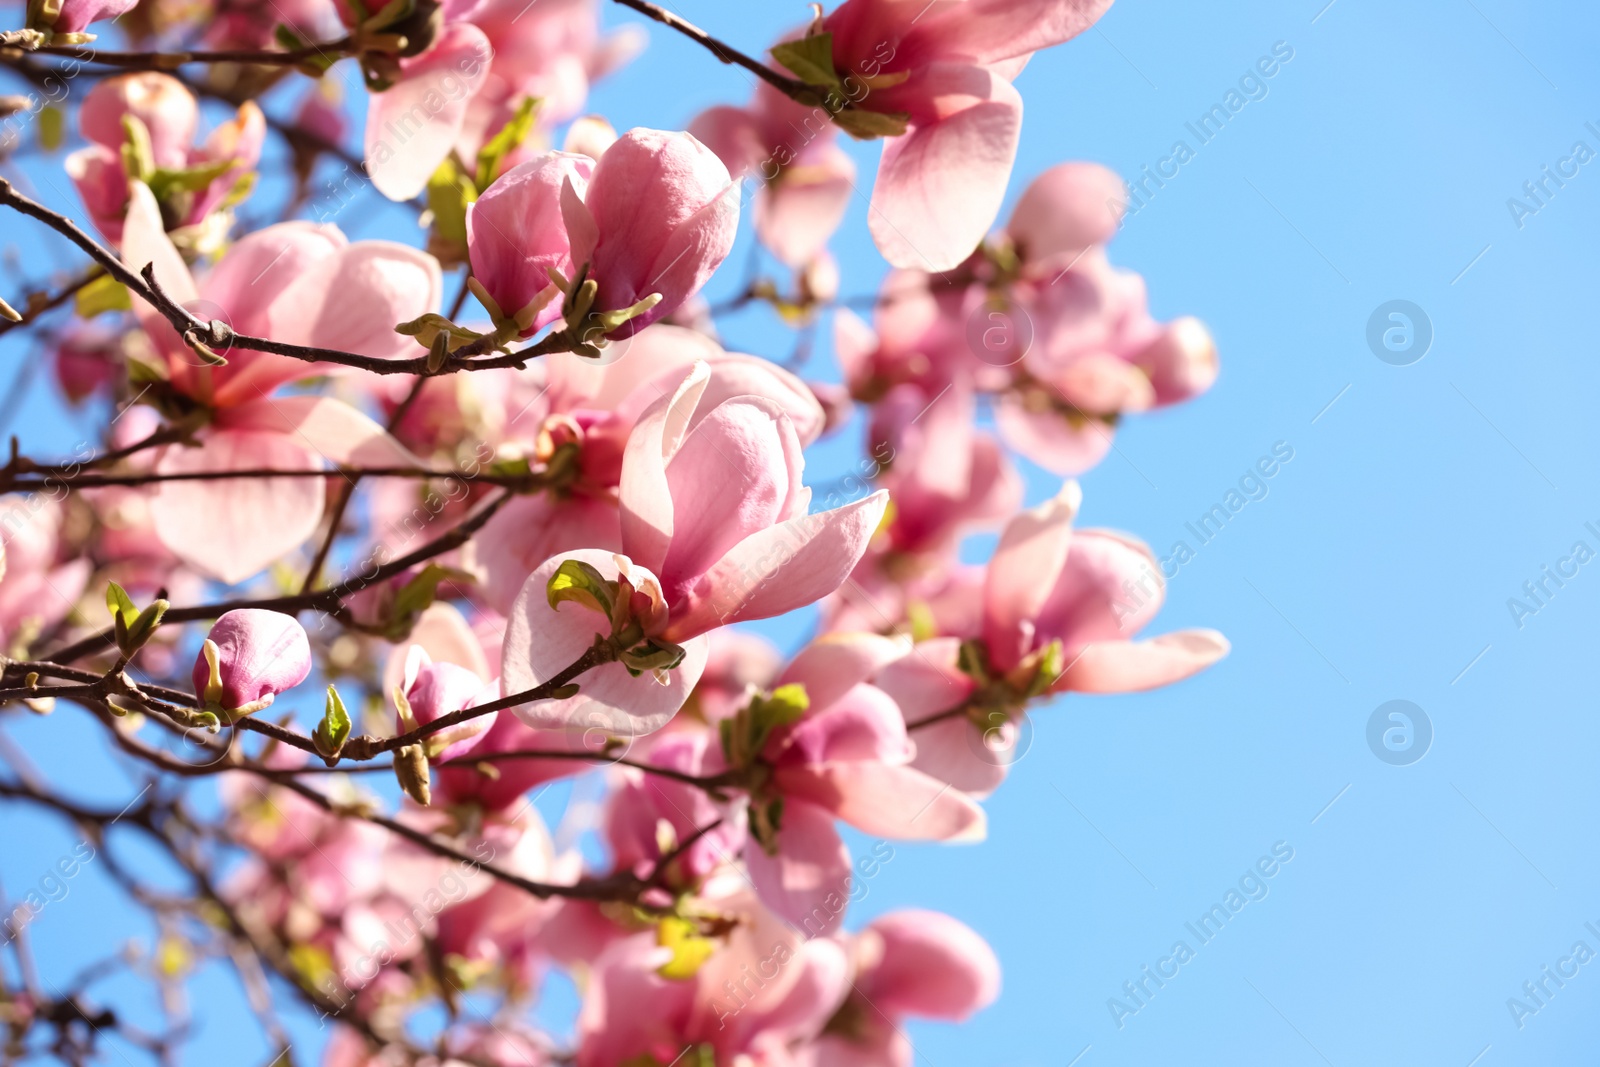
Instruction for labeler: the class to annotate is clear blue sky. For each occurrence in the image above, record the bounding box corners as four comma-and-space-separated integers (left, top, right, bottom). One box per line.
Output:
4, 0, 1600, 1064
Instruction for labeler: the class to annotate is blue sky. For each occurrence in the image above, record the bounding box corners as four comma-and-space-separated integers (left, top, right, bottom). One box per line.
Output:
5, 0, 1600, 1064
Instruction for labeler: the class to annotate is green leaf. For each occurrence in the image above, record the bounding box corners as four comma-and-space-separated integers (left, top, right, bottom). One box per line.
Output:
123, 599, 169, 654
831, 107, 911, 141
426, 157, 475, 260
387, 563, 473, 637
475, 96, 539, 190
314, 685, 352, 758
770, 33, 841, 89
104, 581, 138, 629
546, 559, 616, 618
75, 272, 129, 318
37, 104, 62, 151
120, 114, 155, 182
145, 157, 238, 202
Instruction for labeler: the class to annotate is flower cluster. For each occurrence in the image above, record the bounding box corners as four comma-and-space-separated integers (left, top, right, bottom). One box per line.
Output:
0, 0, 1233, 1064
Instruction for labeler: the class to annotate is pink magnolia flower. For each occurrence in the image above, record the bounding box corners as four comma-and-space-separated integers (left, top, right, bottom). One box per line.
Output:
0, 498, 92, 651
467, 151, 593, 336
51, 325, 121, 405
67, 73, 263, 245
120, 184, 440, 583
395, 645, 498, 761
604, 729, 745, 891
808, 0, 1113, 269
877, 482, 1228, 795
475, 326, 825, 614
364, 22, 494, 202
28, 0, 138, 35
501, 362, 886, 734
691, 82, 857, 267
559, 128, 740, 339
193, 609, 313, 719
575, 880, 845, 1067
810, 910, 999, 1066
740, 633, 985, 933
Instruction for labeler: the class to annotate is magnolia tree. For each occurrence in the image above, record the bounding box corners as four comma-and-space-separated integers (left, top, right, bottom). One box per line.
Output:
0, 0, 1229, 1063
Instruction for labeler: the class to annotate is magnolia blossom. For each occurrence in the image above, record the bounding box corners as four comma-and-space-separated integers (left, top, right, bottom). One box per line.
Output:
878, 482, 1229, 795
474, 326, 825, 612
67, 73, 263, 246
501, 362, 886, 733
741, 633, 986, 932
0, 498, 92, 652
394, 645, 498, 761
26, 0, 138, 35
121, 184, 440, 582
363, 0, 642, 201
807, 0, 1113, 269
690, 82, 856, 267
192, 609, 313, 718
837, 160, 1218, 475
811, 910, 1001, 1066
560, 128, 740, 339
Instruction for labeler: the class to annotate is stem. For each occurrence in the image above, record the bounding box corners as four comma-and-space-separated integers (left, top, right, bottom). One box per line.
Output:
0, 180, 582, 377
24, 37, 356, 69
607, 0, 812, 102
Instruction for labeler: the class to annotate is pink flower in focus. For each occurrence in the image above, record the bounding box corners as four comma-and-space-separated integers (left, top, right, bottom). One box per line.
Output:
395, 645, 499, 761
559, 128, 740, 340
467, 151, 594, 337
120, 184, 439, 583
192, 609, 313, 719
501, 362, 886, 734
805, 0, 1113, 270
878, 482, 1228, 796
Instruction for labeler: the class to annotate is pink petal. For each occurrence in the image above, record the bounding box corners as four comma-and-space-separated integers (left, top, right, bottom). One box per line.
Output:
150, 430, 323, 584
780, 760, 986, 842
1034, 527, 1163, 647
501, 549, 707, 735
775, 683, 912, 768
858, 909, 1000, 1020
744, 799, 853, 936
982, 482, 1080, 672
869, 65, 1022, 271
619, 362, 709, 574
1007, 161, 1126, 271
382, 601, 490, 700
994, 391, 1115, 476
219, 396, 422, 468
1055, 629, 1230, 693
364, 24, 492, 201
658, 396, 804, 599
777, 633, 913, 715
662, 490, 888, 642
263, 241, 442, 371
907, 714, 1012, 798
476, 492, 623, 614
754, 142, 856, 267
121, 181, 197, 337
918, 0, 1113, 66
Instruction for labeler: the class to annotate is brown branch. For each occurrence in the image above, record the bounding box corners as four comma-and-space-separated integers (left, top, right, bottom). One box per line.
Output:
41, 488, 516, 665
608, 0, 813, 102
0, 179, 585, 377
20, 37, 355, 70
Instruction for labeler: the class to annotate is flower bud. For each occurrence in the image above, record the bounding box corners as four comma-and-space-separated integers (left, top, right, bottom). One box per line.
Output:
1134, 317, 1218, 406
396, 646, 496, 761
191, 609, 312, 721
564, 128, 740, 340
467, 152, 593, 338
394, 744, 433, 805
79, 73, 198, 169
